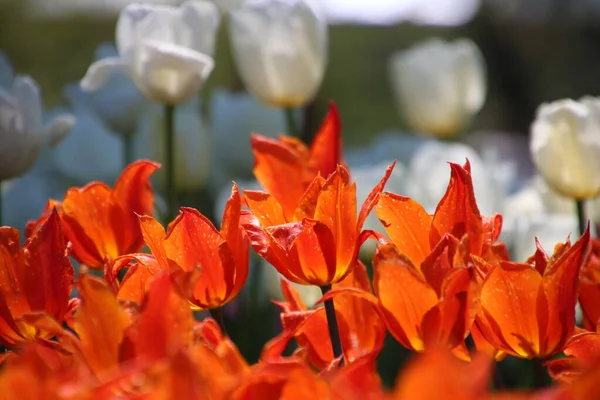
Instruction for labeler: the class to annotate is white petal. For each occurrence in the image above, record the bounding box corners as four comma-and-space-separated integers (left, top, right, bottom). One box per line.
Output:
453, 38, 487, 114
136, 40, 214, 104
44, 113, 75, 146
116, 3, 156, 59
80, 57, 127, 92
13, 75, 43, 134
180, 0, 221, 56
0, 50, 14, 90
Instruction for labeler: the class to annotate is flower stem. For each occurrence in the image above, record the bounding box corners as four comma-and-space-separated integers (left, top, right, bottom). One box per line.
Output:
164, 104, 176, 222
576, 199, 587, 236
209, 307, 228, 337
320, 285, 344, 365
532, 358, 549, 388
123, 133, 135, 168
285, 107, 299, 138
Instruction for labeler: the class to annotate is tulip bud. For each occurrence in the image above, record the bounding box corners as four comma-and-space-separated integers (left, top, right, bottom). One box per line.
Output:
530, 98, 600, 199
389, 38, 486, 138
0, 52, 74, 181
65, 43, 148, 135
228, 0, 328, 107
81, 1, 220, 105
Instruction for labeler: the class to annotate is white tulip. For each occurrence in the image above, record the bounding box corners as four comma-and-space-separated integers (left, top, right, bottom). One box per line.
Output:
134, 97, 210, 192
65, 43, 148, 135
229, 0, 328, 107
0, 52, 74, 181
81, 0, 220, 105
530, 98, 600, 199
389, 38, 486, 138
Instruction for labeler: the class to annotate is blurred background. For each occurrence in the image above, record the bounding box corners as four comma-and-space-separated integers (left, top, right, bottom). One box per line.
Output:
1, 0, 598, 389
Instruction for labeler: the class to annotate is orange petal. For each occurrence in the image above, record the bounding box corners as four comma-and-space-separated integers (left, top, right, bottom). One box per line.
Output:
307, 101, 342, 179
138, 214, 171, 270
290, 219, 338, 285
61, 183, 115, 268
122, 271, 194, 362
541, 228, 591, 355
111, 159, 160, 256
0, 210, 74, 346
313, 165, 357, 279
164, 207, 243, 309
115, 254, 165, 304
479, 262, 542, 358
74, 268, 131, 376
547, 331, 600, 383
328, 357, 384, 400
430, 162, 483, 257
422, 267, 479, 353
375, 192, 432, 268
244, 190, 287, 226
251, 134, 307, 221
420, 235, 458, 296
393, 347, 493, 400
358, 162, 396, 232
372, 244, 438, 352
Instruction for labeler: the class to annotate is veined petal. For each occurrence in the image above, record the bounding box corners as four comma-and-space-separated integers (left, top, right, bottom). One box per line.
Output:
313, 165, 357, 277
250, 134, 307, 221
244, 190, 287, 226
541, 228, 590, 355
479, 262, 542, 358
114, 254, 164, 304
291, 219, 337, 286
307, 101, 342, 178
375, 192, 432, 268
80, 57, 128, 92
112, 159, 159, 255
357, 162, 396, 232
372, 244, 438, 352
430, 162, 483, 256
74, 269, 131, 376
61, 183, 116, 268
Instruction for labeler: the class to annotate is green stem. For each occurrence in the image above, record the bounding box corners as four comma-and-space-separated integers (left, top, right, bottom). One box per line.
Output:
123, 133, 135, 168
164, 105, 177, 222
532, 358, 549, 388
209, 307, 228, 337
320, 285, 344, 365
576, 199, 587, 236
284, 107, 299, 138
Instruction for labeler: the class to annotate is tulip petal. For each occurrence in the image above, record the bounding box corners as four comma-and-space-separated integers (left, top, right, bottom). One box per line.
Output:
251, 134, 307, 221
291, 219, 337, 285
74, 269, 131, 376
138, 214, 171, 269
307, 102, 342, 178
243, 190, 287, 227
114, 254, 164, 304
541, 228, 591, 355
375, 192, 432, 269
358, 161, 396, 232
479, 262, 542, 358
80, 57, 128, 92
372, 244, 438, 351
313, 166, 357, 278
430, 162, 483, 256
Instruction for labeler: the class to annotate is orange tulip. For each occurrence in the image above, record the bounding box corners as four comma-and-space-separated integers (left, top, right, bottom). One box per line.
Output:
262, 261, 386, 369
579, 238, 600, 330
328, 241, 479, 359
475, 229, 591, 359
0, 209, 76, 346
32, 160, 159, 270
113, 183, 249, 310
374, 161, 506, 272
251, 101, 343, 221
242, 163, 394, 286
